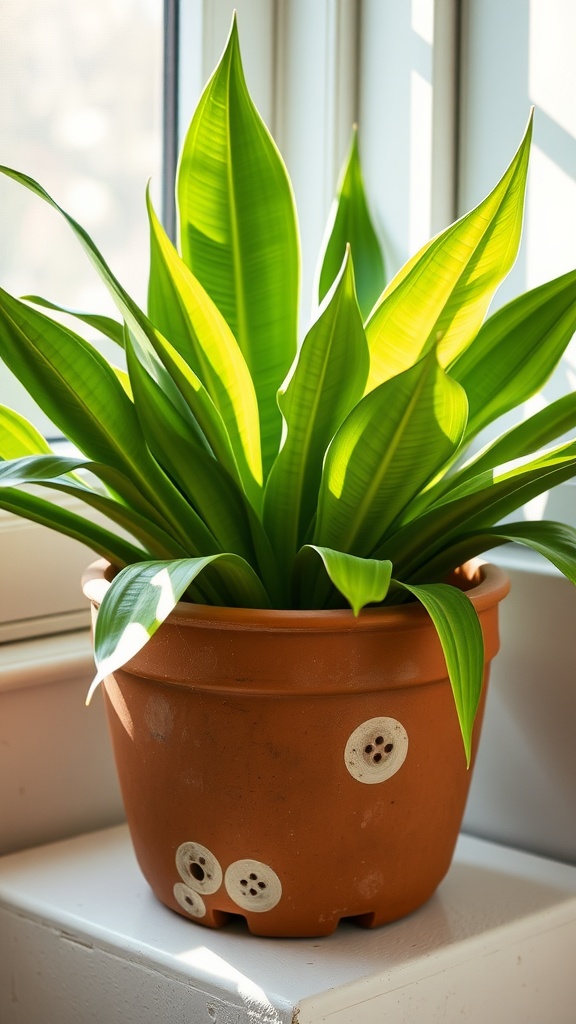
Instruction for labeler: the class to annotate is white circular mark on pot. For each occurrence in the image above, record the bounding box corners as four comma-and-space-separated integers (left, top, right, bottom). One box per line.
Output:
175, 842, 223, 895
224, 859, 282, 913
345, 716, 408, 784
173, 882, 206, 918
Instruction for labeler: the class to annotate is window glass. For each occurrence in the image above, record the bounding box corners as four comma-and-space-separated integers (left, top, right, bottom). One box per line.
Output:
0, 0, 163, 434
0, 0, 163, 641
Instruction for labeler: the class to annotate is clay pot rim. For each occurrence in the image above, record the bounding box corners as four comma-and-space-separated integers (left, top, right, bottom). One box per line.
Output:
82, 558, 510, 634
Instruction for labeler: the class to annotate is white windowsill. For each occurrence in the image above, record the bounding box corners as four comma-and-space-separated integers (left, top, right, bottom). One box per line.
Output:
1, 825, 575, 1023
0, 628, 94, 693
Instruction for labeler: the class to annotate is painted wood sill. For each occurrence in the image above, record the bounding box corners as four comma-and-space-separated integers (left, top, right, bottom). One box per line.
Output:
1, 825, 575, 1023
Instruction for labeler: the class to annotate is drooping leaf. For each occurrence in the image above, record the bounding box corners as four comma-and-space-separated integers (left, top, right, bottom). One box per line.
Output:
0, 454, 189, 560
397, 579, 485, 766
0, 287, 144, 472
22, 295, 124, 346
316, 129, 385, 320
365, 112, 533, 389
383, 440, 576, 577
476, 520, 576, 584
87, 554, 272, 702
0, 486, 147, 567
299, 545, 392, 614
406, 391, 576, 519
0, 165, 149, 338
406, 520, 576, 586
177, 15, 300, 473
264, 251, 369, 582
0, 283, 224, 554
313, 349, 468, 557
450, 268, 576, 440
452, 392, 576, 488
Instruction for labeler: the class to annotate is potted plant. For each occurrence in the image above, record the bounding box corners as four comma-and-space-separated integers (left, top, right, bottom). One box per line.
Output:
1, 17, 576, 937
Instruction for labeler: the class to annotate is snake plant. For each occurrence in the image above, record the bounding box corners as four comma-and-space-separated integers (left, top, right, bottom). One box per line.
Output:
1, 17, 576, 763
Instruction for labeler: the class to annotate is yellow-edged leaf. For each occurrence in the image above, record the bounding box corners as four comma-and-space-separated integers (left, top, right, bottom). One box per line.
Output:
365, 112, 533, 389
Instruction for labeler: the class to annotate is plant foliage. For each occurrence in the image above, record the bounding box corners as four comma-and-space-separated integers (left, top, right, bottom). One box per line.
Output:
2, 18, 576, 763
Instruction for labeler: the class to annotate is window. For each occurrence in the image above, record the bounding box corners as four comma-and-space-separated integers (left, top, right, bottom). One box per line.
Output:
0, 0, 163, 640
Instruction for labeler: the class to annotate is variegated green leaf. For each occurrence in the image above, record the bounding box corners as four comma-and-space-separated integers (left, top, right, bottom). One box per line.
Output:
0, 486, 146, 567
450, 268, 576, 440
264, 251, 369, 583
316, 129, 385, 320
397, 579, 484, 767
88, 554, 272, 701
177, 16, 300, 474
383, 440, 576, 578
300, 545, 392, 614
0, 404, 53, 459
314, 350, 468, 556
365, 112, 533, 389
23, 295, 124, 346
147, 189, 263, 504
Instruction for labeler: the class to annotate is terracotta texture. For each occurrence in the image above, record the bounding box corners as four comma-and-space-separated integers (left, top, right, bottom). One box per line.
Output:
83, 559, 510, 937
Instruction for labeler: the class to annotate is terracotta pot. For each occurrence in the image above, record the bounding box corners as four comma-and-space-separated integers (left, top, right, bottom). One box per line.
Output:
83, 559, 509, 938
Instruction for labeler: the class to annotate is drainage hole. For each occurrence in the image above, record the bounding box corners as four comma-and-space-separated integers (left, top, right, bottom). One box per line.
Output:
249, 873, 258, 880
373, 753, 382, 763
258, 881, 266, 889
375, 736, 384, 745
199, 857, 206, 865
190, 862, 205, 882
240, 879, 248, 887
365, 744, 373, 754
384, 743, 394, 753
185, 895, 194, 906
249, 888, 258, 896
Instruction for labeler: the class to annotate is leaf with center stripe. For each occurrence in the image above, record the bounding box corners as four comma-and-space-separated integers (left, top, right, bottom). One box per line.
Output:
316, 129, 385, 320
0, 404, 53, 459
124, 330, 280, 600
0, 287, 220, 553
264, 251, 369, 583
0, 454, 189, 560
177, 16, 300, 474
365, 112, 533, 389
397, 580, 484, 767
0, 287, 143, 473
313, 349, 468, 557
450, 268, 576, 441
147, 189, 262, 506
298, 545, 393, 614
403, 390, 576, 520
383, 440, 576, 578
0, 486, 147, 568
87, 554, 272, 702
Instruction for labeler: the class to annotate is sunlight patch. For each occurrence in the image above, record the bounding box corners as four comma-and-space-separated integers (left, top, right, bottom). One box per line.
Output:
86, 621, 150, 705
